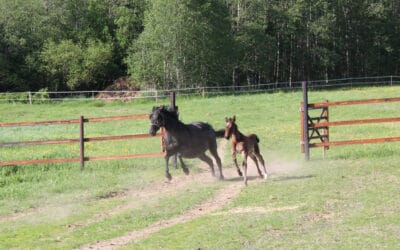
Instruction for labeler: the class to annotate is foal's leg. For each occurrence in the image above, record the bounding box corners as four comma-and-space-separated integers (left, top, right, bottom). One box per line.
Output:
241, 152, 248, 185
178, 156, 190, 175
255, 153, 267, 179
249, 153, 263, 178
198, 153, 216, 178
255, 144, 267, 179
231, 148, 243, 176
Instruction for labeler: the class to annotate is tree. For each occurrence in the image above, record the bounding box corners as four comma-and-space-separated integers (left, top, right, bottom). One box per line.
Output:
0, 0, 48, 91
40, 39, 113, 90
126, 0, 234, 88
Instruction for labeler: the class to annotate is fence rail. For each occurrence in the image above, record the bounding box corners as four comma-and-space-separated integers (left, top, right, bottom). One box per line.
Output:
0, 114, 165, 168
300, 82, 400, 160
2, 76, 400, 103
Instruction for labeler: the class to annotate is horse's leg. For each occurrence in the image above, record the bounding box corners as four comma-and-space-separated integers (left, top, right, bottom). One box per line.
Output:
178, 156, 190, 175
231, 146, 243, 176
164, 153, 172, 181
172, 154, 178, 169
198, 153, 216, 178
242, 152, 248, 185
209, 144, 224, 180
254, 144, 267, 179
249, 153, 263, 178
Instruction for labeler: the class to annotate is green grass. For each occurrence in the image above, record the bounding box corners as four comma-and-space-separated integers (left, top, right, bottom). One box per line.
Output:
1, 87, 400, 249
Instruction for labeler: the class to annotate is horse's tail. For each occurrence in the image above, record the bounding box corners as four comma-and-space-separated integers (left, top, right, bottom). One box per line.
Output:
214, 129, 225, 138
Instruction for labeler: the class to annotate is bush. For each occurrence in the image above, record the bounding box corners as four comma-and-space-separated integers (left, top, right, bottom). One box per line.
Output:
32, 88, 50, 103
0, 92, 29, 103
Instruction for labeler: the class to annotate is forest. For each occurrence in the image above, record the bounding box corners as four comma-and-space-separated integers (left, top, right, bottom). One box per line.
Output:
1, 0, 400, 92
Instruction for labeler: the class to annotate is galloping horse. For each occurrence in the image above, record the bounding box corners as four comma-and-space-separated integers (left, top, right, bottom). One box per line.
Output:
224, 116, 267, 185
149, 106, 224, 180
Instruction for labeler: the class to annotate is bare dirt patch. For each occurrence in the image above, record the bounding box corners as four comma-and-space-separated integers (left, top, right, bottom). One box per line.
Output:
1, 139, 302, 249
96, 77, 139, 102
267, 158, 302, 175
77, 140, 296, 249
78, 181, 244, 249
213, 204, 303, 216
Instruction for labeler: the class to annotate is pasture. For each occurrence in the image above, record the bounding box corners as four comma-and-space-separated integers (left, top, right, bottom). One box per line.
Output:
1, 86, 400, 249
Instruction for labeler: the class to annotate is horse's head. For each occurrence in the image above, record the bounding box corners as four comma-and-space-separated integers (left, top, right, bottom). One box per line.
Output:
149, 106, 165, 136
224, 116, 236, 140
149, 105, 179, 135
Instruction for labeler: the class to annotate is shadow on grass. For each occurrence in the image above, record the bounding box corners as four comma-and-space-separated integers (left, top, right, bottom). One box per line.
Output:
224, 175, 262, 182
272, 175, 316, 182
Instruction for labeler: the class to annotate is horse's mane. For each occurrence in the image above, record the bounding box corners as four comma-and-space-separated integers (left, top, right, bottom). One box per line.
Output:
159, 106, 179, 120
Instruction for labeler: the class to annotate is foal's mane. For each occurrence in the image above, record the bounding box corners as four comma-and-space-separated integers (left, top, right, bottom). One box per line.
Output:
226, 116, 246, 141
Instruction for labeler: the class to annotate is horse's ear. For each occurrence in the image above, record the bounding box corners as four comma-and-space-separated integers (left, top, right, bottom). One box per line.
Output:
225, 117, 228, 122
232, 116, 236, 122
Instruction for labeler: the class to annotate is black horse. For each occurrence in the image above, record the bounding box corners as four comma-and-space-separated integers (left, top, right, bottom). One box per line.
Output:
149, 106, 224, 180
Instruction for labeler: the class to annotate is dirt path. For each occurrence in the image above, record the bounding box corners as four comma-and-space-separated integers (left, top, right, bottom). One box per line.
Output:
77, 140, 303, 249
79, 180, 244, 249
1, 139, 300, 249
77, 140, 269, 249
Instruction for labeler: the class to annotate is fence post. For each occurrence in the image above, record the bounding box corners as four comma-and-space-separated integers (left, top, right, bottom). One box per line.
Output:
79, 116, 85, 170
300, 101, 305, 153
169, 91, 178, 167
323, 100, 329, 159
302, 81, 310, 160
28, 91, 32, 105
170, 92, 176, 111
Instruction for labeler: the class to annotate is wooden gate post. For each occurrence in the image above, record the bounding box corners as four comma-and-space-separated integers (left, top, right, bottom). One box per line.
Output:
169, 91, 178, 165
170, 91, 176, 111
79, 116, 85, 170
302, 81, 310, 160
323, 101, 329, 159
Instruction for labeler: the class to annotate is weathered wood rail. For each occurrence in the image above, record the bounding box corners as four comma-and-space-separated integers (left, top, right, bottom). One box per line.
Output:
0, 92, 180, 168
0, 114, 165, 169
300, 82, 400, 160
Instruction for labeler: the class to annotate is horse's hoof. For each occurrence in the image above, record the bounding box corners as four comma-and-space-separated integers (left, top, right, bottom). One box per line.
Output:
166, 173, 172, 181
219, 175, 225, 180
237, 171, 243, 177
183, 167, 190, 175
263, 174, 268, 179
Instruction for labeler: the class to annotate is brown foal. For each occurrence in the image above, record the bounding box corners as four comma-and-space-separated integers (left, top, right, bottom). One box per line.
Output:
224, 116, 267, 185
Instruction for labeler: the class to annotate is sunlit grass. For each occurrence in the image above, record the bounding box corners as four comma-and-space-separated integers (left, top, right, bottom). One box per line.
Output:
1, 86, 400, 248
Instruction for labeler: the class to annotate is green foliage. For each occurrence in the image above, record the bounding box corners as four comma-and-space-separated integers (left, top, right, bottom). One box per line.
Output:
40, 39, 113, 90
32, 88, 50, 103
126, 0, 235, 88
1, 87, 400, 248
1, 0, 400, 91
113, 0, 147, 50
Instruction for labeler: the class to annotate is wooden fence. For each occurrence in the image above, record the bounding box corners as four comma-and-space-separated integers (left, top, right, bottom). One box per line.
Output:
0, 114, 166, 169
0, 92, 179, 168
300, 82, 400, 160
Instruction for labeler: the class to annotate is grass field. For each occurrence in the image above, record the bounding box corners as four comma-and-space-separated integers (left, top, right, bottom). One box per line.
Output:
1, 86, 400, 249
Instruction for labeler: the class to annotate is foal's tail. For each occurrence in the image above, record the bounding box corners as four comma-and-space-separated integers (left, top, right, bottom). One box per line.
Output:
214, 129, 225, 138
